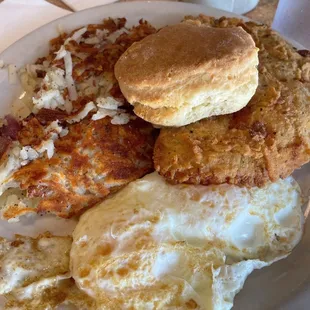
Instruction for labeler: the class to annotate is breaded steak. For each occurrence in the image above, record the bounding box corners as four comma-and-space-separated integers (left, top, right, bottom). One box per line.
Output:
154, 15, 310, 187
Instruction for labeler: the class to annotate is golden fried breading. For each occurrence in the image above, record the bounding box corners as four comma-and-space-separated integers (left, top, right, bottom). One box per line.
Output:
3, 116, 155, 219
154, 15, 310, 187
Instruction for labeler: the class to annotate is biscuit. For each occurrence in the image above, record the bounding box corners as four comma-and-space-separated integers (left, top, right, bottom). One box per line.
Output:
115, 22, 259, 126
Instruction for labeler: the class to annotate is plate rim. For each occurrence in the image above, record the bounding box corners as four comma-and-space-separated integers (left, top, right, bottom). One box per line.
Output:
0, 1, 305, 61
0, 2, 308, 309
0, 1, 248, 57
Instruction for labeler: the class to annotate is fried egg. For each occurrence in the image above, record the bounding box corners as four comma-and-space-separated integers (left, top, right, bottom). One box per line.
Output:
0, 233, 72, 295
71, 172, 303, 310
4, 278, 97, 310
0, 233, 96, 310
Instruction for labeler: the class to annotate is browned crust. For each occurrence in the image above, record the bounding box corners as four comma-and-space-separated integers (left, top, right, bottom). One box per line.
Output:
115, 22, 256, 106
154, 15, 310, 187
2, 18, 158, 220
12, 117, 156, 218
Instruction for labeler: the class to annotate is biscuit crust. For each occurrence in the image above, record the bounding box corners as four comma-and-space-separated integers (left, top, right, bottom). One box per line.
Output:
115, 22, 258, 126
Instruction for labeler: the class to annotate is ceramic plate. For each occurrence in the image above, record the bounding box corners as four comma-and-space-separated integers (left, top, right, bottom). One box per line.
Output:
0, 2, 309, 309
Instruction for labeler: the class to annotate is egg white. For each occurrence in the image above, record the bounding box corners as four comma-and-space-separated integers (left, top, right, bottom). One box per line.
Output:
71, 172, 303, 309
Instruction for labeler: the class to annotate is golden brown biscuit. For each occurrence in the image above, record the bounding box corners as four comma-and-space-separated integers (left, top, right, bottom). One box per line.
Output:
115, 22, 259, 127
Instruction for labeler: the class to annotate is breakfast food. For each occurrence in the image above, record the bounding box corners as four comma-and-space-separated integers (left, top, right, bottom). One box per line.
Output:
0, 233, 71, 295
0, 116, 155, 220
154, 15, 310, 186
0, 18, 157, 220
0, 233, 96, 309
4, 279, 96, 310
71, 172, 303, 309
0, 12, 308, 310
115, 22, 259, 127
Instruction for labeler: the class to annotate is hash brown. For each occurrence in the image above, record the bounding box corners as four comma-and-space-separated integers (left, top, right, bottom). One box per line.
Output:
154, 15, 310, 187
2, 116, 155, 219
0, 18, 157, 220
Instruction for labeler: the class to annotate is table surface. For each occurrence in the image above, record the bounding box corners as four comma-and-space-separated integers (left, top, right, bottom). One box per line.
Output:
45, 0, 279, 25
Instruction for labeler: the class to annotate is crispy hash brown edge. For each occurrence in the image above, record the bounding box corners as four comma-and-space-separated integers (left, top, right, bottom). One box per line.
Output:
0, 18, 158, 219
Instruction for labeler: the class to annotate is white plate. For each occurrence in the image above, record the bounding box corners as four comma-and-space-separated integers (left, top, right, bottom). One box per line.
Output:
0, 2, 309, 309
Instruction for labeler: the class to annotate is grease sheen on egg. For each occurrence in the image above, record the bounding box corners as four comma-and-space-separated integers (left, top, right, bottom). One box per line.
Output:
71, 172, 303, 310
